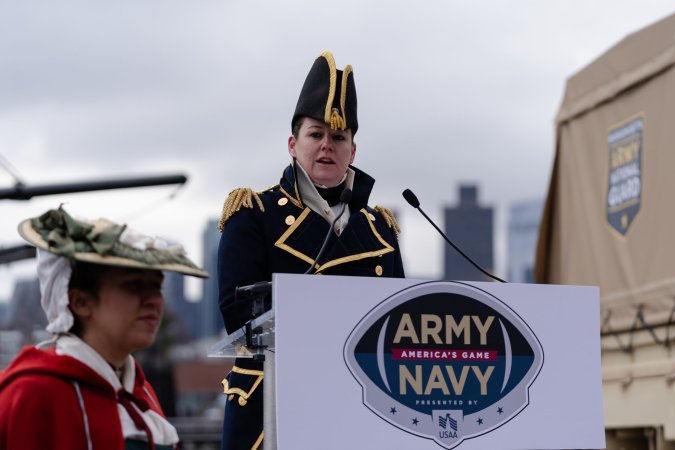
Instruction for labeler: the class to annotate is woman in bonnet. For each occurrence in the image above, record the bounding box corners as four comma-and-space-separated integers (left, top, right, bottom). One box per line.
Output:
0, 207, 208, 450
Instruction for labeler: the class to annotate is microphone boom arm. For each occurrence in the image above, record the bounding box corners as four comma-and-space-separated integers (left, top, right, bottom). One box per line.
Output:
402, 189, 506, 283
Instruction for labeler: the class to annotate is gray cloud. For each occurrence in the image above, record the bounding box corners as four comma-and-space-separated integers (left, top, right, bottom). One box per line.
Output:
1, 0, 674, 296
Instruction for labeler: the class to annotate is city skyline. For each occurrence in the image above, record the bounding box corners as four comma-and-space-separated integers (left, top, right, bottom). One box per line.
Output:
2, 2, 673, 305
1, 188, 543, 309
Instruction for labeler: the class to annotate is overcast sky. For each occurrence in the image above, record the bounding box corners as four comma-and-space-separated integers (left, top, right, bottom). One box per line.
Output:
1, 1, 673, 301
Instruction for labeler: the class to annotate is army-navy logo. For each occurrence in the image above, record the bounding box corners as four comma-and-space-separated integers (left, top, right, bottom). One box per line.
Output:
607, 115, 643, 235
344, 281, 543, 449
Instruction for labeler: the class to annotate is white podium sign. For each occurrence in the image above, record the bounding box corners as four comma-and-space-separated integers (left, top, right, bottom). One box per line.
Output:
272, 274, 605, 450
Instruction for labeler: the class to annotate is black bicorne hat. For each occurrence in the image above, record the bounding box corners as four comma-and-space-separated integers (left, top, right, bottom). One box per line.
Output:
292, 51, 358, 135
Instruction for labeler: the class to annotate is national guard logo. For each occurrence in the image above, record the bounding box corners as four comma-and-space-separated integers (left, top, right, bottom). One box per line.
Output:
343, 281, 544, 449
607, 115, 643, 235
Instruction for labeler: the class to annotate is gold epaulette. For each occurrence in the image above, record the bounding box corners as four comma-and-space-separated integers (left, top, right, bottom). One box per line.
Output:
374, 206, 401, 236
218, 188, 265, 231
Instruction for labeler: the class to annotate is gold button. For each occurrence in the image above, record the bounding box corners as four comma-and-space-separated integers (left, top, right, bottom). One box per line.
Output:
368, 213, 376, 221
375, 265, 383, 276
278, 197, 288, 206
285, 215, 295, 225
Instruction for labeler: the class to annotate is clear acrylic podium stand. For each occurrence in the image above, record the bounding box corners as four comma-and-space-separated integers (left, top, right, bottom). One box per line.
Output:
208, 309, 275, 358
208, 302, 277, 450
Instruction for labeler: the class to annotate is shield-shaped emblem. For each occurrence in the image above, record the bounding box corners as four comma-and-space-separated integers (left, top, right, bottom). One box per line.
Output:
607, 115, 643, 235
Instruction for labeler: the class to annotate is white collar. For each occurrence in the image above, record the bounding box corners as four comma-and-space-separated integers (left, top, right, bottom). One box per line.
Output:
54, 334, 179, 445
55, 334, 136, 392
295, 162, 354, 233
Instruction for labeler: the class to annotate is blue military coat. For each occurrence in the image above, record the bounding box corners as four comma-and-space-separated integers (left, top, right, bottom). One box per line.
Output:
217, 162, 404, 450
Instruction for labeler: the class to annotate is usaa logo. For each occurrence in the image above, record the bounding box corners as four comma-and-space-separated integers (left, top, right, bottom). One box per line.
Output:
343, 281, 544, 449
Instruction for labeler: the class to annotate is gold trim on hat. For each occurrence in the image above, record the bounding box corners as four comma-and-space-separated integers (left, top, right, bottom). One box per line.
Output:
319, 51, 348, 131
330, 108, 345, 130
340, 64, 352, 130
320, 51, 337, 127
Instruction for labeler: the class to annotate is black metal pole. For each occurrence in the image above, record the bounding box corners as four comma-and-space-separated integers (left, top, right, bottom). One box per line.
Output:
0, 174, 187, 200
0, 244, 36, 264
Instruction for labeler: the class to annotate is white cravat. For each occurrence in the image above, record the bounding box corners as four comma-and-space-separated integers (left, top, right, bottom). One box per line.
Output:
294, 162, 354, 235
55, 335, 179, 446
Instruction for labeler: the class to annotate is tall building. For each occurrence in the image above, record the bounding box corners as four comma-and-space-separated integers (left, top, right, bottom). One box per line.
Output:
163, 270, 202, 340
0, 302, 7, 328
4, 277, 45, 349
443, 184, 494, 281
0, 331, 22, 369
506, 199, 543, 283
163, 270, 185, 311
199, 219, 222, 339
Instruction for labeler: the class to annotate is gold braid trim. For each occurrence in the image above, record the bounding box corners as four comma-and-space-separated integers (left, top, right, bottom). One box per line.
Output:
221, 365, 264, 406
374, 206, 401, 236
330, 108, 345, 130
218, 188, 265, 231
320, 51, 338, 127
251, 431, 264, 450
339, 64, 352, 130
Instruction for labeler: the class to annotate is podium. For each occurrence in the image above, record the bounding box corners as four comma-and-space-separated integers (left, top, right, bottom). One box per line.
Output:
210, 274, 605, 450
209, 292, 278, 449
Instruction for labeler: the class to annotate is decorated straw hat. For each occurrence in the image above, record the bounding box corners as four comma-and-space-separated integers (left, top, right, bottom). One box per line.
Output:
292, 50, 358, 134
18, 206, 208, 278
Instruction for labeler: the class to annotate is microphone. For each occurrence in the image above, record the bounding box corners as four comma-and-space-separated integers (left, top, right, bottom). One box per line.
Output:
235, 280, 272, 300
402, 188, 506, 283
233, 280, 272, 320
304, 188, 353, 274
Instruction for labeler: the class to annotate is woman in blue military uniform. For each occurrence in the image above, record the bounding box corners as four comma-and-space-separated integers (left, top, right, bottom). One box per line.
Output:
217, 50, 405, 450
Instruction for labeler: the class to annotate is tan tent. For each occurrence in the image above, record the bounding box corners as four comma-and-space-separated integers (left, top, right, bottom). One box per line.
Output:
536, 12, 675, 448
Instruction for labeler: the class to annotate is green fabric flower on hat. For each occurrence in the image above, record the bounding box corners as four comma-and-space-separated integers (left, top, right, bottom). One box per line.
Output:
32, 207, 126, 258
25, 206, 208, 278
